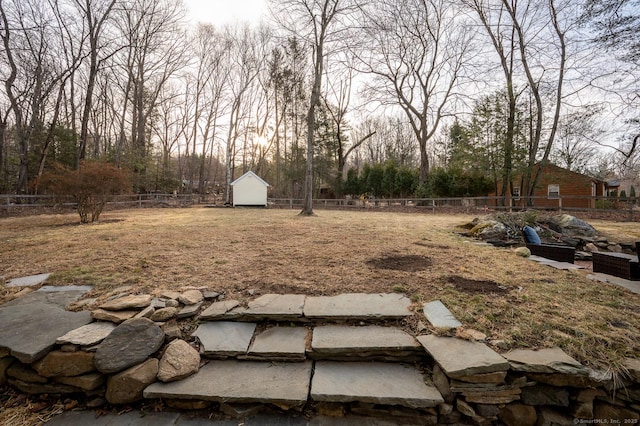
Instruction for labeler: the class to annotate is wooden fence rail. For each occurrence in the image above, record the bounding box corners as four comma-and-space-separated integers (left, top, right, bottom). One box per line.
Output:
1, 194, 638, 221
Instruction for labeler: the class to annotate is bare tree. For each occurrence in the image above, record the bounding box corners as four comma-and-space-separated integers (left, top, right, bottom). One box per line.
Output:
321, 61, 375, 190
357, 0, 470, 184
223, 24, 261, 205
584, 0, 639, 162
271, 0, 358, 215
152, 82, 188, 190
0, 0, 85, 193
34, 0, 87, 192
266, 37, 309, 197
464, 0, 520, 204
551, 106, 603, 173
73, 0, 117, 165
501, 0, 573, 203
115, 0, 187, 190
197, 25, 232, 198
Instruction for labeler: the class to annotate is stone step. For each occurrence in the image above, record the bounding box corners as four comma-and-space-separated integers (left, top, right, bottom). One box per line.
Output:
417, 335, 510, 379
143, 360, 313, 409
144, 360, 444, 412
309, 325, 423, 362
303, 293, 412, 321
310, 361, 444, 409
240, 326, 308, 362
192, 321, 257, 358
198, 293, 413, 323
192, 321, 426, 362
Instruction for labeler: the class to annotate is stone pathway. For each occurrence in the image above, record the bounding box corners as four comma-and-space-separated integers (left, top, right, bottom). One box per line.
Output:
528, 255, 585, 271
1, 274, 638, 425
587, 272, 640, 295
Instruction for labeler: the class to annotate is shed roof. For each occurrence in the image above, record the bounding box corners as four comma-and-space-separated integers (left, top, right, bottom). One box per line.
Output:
230, 170, 270, 187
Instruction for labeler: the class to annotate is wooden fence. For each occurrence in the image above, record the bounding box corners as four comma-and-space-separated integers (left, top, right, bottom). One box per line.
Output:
1, 194, 638, 221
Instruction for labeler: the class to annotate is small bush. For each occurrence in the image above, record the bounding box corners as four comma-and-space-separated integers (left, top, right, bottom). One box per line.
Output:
39, 161, 131, 223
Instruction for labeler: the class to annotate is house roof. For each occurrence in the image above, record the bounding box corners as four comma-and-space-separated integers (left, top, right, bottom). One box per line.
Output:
230, 170, 270, 187
534, 162, 606, 184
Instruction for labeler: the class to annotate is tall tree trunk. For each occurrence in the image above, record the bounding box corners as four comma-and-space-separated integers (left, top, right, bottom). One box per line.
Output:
77, 0, 116, 166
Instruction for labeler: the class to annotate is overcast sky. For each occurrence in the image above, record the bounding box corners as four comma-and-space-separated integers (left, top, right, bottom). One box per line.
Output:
183, 0, 269, 27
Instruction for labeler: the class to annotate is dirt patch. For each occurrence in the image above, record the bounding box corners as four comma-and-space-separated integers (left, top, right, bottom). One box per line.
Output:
446, 275, 510, 295
366, 255, 432, 272
413, 242, 451, 250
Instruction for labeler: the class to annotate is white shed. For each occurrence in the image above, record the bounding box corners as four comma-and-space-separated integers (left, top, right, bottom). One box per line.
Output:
230, 171, 269, 207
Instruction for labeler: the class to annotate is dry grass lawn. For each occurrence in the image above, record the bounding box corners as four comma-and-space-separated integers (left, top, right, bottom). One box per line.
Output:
1, 207, 639, 375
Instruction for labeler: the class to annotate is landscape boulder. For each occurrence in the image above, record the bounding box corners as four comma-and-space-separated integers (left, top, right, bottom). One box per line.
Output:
157, 339, 200, 382
178, 290, 203, 305
94, 318, 164, 374
499, 403, 537, 426
513, 247, 530, 258
105, 358, 159, 404
470, 221, 508, 241
545, 214, 597, 237
150, 307, 178, 322
32, 351, 95, 378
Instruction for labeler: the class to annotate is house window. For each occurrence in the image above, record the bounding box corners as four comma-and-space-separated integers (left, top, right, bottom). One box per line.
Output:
512, 186, 521, 199
548, 184, 560, 199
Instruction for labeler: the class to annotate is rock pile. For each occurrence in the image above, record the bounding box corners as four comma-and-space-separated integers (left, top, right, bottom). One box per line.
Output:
0, 286, 214, 406
469, 213, 638, 257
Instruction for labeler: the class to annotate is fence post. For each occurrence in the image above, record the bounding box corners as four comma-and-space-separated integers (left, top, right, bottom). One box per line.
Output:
138, 194, 142, 208
558, 197, 562, 213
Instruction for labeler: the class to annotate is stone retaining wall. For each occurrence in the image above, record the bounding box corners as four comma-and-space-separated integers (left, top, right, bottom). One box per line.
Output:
0, 287, 638, 424
2, 327, 639, 424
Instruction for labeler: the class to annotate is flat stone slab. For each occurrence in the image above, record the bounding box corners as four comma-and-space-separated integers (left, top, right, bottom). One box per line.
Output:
311, 361, 443, 408
3, 285, 92, 309
199, 300, 241, 320
144, 360, 313, 407
56, 322, 116, 346
588, 273, 640, 295
192, 322, 256, 357
311, 325, 421, 358
92, 309, 137, 324
0, 303, 92, 363
303, 294, 411, 320
99, 294, 152, 311
529, 256, 584, 270
417, 335, 509, 379
243, 294, 306, 320
504, 347, 589, 375
177, 302, 202, 318
6, 273, 51, 288
244, 327, 308, 361
422, 300, 462, 329
47, 411, 181, 426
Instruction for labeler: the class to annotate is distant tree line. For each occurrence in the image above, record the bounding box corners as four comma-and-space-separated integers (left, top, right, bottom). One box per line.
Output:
0, 0, 638, 212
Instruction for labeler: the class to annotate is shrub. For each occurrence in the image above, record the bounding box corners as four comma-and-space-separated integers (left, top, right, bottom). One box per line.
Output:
39, 161, 131, 223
